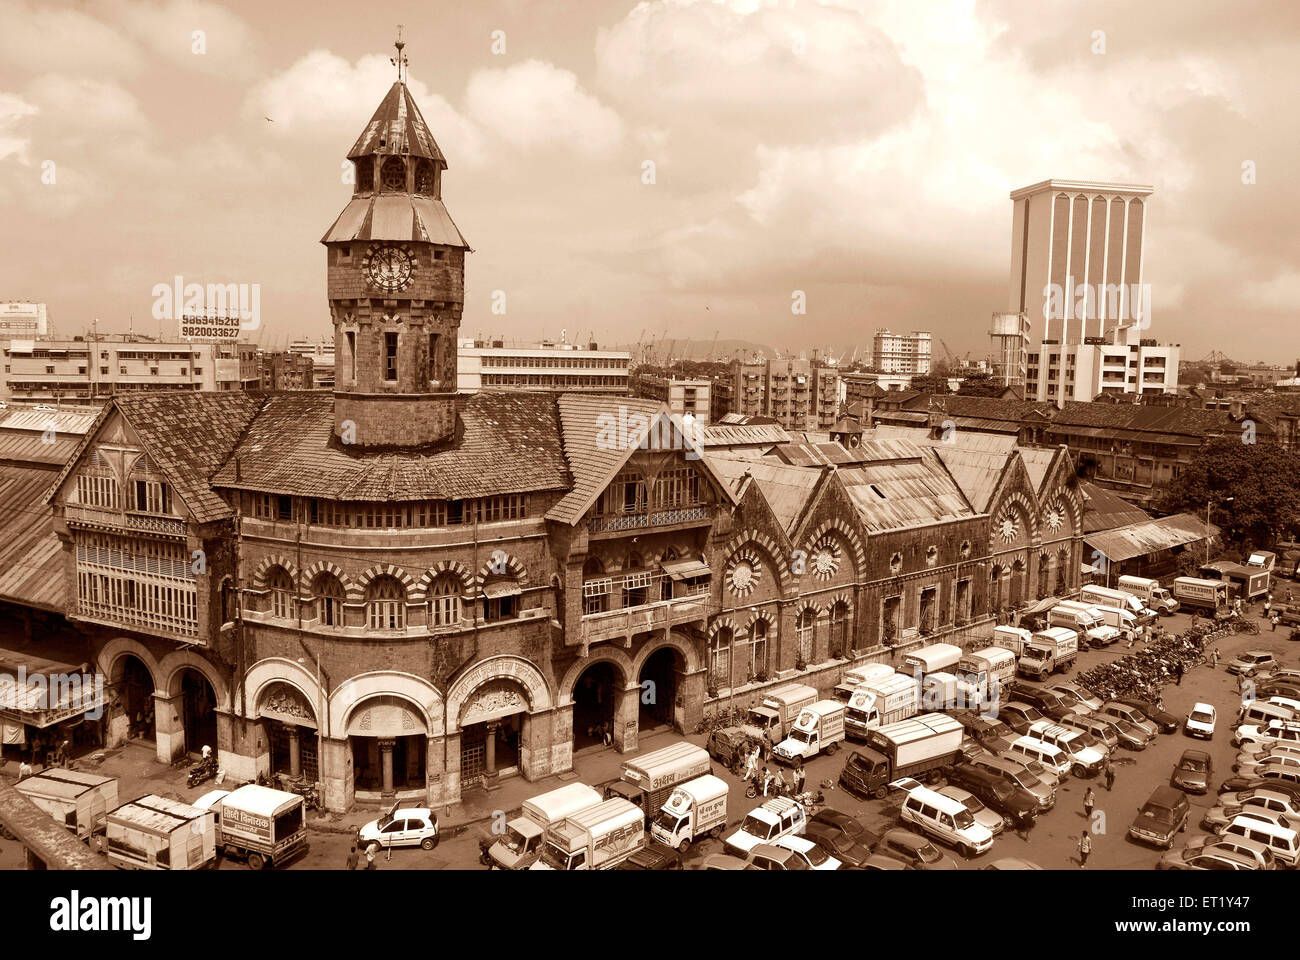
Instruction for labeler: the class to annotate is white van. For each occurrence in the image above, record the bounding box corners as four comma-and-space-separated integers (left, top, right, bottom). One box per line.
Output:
899, 784, 994, 858
1239, 701, 1297, 730
833, 663, 896, 702
1048, 602, 1119, 648
1116, 576, 1180, 616
1221, 815, 1300, 867
1080, 584, 1154, 623
1090, 604, 1143, 644
1008, 736, 1073, 780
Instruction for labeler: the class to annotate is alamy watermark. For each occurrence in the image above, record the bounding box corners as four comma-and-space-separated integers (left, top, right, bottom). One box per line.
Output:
595, 406, 705, 461
1043, 275, 1152, 329
0, 667, 104, 720
151, 275, 261, 334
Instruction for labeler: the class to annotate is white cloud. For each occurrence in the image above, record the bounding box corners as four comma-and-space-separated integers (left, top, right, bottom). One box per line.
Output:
25, 75, 149, 136
464, 60, 623, 157
0, 92, 38, 164
109, 0, 259, 79
0, 4, 140, 77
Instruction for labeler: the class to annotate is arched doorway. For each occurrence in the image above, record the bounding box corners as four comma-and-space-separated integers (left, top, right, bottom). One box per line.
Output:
990, 564, 1004, 612
179, 668, 217, 754
572, 661, 619, 751
118, 656, 156, 741
347, 695, 427, 797
257, 682, 319, 784
459, 679, 530, 785
639, 647, 679, 733
1009, 559, 1026, 607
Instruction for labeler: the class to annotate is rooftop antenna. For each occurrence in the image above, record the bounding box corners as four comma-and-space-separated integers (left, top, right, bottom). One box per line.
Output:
391, 25, 408, 84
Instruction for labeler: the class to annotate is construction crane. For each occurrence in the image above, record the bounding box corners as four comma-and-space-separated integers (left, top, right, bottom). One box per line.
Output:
707, 330, 719, 362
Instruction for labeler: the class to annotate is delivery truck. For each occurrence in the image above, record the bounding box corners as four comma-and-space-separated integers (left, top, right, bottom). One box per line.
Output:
1200, 562, 1271, 602
957, 647, 1017, 703
1117, 575, 1180, 616
532, 797, 646, 870
839, 712, 964, 800
1173, 576, 1229, 612
104, 795, 217, 871
649, 774, 728, 852
832, 662, 896, 702
919, 671, 982, 711
606, 741, 712, 820
1018, 627, 1079, 679
1080, 584, 1155, 624
991, 625, 1034, 657
15, 768, 118, 838
1048, 601, 1119, 648
774, 700, 846, 762
743, 683, 818, 747
901, 642, 963, 677
488, 782, 604, 870
845, 673, 920, 740
193, 784, 308, 870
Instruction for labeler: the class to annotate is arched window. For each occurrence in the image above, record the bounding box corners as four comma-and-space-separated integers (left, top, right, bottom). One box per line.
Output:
366, 576, 405, 630
380, 156, 406, 192
796, 608, 816, 664
312, 572, 345, 628
268, 567, 295, 620
220, 578, 236, 625
749, 620, 769, 677
355, 159, 373, 192
829, 602, 848, 659
709, 627, 732, 689
582, 556, 609, 616
428, 573, 462, 627
414, 159, 437, 195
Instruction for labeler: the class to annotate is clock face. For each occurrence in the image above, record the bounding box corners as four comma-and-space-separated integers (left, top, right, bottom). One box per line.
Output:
365, 245, 414, 292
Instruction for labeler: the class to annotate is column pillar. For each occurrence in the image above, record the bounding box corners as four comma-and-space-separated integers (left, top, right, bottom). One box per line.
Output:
152, 691, 185, 763
379, 738, 395, 794
613, 682, 639, 754
287, 726, 302, 778
484, 721, 498, 777
321, 736, 353, 813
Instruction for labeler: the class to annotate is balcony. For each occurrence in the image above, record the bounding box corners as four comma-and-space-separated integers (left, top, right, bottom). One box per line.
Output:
587, 504, 712, 535
65, 504, 187, 538
576, 593, 714, 649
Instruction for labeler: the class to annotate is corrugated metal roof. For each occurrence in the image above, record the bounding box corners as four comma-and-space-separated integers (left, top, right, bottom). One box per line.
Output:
840, 447, 975, 533
710, 459, 821, 534
0, 464, 63, 611
701, 423, 790, 447
1083, 513, 1217, 563
1079, 480, 1150, 533
320, 194, 469, 248
932, 447, 1011, 513
0, 408, 98, 434
347, 82, 447, 162
0, 430, 80, 466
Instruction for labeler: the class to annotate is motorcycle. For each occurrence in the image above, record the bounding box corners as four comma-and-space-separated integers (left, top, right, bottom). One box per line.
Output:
186, 754, 219, 788
478, 836, 496, 868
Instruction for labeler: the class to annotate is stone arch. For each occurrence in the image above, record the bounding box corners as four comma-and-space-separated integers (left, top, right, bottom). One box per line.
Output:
475, 551, 528, 585
825, 590, 854, 614
707, 616, 739, 640
445, 656, 551, 735
158, 649, 231, 712
803, 518, 866, 580
253, 554, 301, 589
631, 631, 701, 678
354, 564, 415, 601
98, 637, 163, 693
301, 560, 352, 596
244, 658, 323, 722
741, 607, 779, 633
989, 489, 1039, 548
556, 649, 636, 707
413, 560, 474, 601
328, 671, 445, 740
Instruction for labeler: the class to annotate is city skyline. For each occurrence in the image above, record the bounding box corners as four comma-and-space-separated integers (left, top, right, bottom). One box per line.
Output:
2, 1, 1298, 363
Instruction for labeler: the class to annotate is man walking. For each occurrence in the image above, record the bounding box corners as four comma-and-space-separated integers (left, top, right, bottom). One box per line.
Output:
1083, 786, 1096, 819
794, 759, 806, 796
346, 844, 360, 870
1104, 760, 1115, 792
1077, 830, 1092, 869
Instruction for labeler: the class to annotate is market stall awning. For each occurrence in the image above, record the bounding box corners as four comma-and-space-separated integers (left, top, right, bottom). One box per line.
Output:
1083, 513, 1218, 564
661, 559, 711, 581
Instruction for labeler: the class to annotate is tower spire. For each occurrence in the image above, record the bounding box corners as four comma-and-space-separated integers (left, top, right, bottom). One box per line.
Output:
391, 25, 408, 84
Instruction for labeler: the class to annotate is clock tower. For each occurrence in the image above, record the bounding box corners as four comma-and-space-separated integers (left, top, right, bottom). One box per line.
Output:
321, 36, 470, 448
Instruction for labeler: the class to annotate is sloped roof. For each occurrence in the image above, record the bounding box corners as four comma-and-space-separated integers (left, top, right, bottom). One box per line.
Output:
320, 194, 469, 248
1079, 480, 1151, 533
546, 395, 661, 524
1051, 401, 1238, 437
212, 392, 570, 502
701, 422, 790, 448
931, 447, 1012, 513
1017, 447, 1058, 494
0, 464, 65, 611
347, 82, 446, 162
710, 459, 821, 535
900, 393, 1055, 422
868, 424, 1019, 454
839, 444, 975, 533
1083, 513, 1216, 563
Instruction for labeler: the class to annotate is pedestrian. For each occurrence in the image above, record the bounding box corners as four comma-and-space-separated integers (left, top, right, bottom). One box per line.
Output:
601, 723, 613, 747
1175, 661, 1183, 686
1288, 589, 1294, 604
1234, 598, 1242, 617
742, 746, 758, 783
1211, 647, 1220, 668
1104, 763, 1115, 792
761, 766, 774, 797
794, 759, 806, 795
365, 848, 377, 870
1083, 786, 1096, 818
346, 844, 359, 870
18, 759, 32, 781
1077, 830, 1092, 869
1015, 815, 1030, 842
1272, 614, 1280, 632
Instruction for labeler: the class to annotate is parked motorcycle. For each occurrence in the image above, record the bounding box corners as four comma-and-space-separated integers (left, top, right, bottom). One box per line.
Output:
186, 754, 219, 788
478, 836, 496, 868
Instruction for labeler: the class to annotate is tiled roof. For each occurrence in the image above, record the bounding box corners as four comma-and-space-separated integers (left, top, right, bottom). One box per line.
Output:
547, 396, 662, 524
1051, 401, 1235, 436
212, 392, 570, 502
900, 394, 1055, 422
347, 82, 447, 163
0, 464, 64, 611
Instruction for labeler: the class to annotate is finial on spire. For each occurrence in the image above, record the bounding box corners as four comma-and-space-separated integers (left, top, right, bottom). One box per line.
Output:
391, 25, 408, 84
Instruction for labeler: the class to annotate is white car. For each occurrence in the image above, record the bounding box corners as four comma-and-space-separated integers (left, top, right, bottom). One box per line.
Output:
1238, 740, 1300, 762
358, 805, 440, 851
1235, 721, 1300, 749
33, 403, 56, 413
1236, 753, 1300, 778
1185, 703, 1216, 739
772, 834, 842, 870
723, 797, 807, 857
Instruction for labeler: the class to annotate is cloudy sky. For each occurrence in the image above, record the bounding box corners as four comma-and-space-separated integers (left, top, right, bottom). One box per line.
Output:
1, 0, 1296, 362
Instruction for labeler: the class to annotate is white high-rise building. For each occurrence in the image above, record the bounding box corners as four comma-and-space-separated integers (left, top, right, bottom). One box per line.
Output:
872, 329, 932, 374
0, 301, 49, 339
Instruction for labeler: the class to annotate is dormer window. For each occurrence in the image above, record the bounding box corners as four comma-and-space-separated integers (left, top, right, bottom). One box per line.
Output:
414, 159, 437, 195
381, 156, 406, 191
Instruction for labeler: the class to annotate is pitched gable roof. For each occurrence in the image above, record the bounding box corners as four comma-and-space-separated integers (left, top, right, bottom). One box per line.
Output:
347, 82, 447, 163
